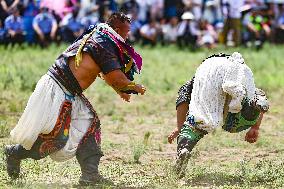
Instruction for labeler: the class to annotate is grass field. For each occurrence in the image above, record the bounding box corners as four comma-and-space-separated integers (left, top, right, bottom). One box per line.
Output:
0, 44, 284, 188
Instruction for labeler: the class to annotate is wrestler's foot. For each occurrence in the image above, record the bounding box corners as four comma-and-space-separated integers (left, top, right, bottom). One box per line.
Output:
175, 148, 190, 178
79, 173, 114, 186
4, 145, 21, 179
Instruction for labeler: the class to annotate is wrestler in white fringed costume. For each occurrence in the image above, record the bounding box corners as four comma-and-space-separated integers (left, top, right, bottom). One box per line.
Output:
168, 52, 269, 178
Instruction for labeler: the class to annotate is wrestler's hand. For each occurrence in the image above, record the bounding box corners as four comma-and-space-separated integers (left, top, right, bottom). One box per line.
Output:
134, 84, 146, 95
118, 92, 131, 102
168, 128, 180, 144
245, 127, 259, 143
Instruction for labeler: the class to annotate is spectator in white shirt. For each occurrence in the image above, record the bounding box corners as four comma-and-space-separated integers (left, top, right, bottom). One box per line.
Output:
149, 0, 164, 20
140, 19, 159, 46
198, 19, 217, 48
177, 11, 200, 50
161, 16, 179, 44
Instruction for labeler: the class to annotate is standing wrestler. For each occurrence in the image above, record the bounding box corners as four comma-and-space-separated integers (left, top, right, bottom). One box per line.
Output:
168, 52, 269, 178
5, 12, 146, 185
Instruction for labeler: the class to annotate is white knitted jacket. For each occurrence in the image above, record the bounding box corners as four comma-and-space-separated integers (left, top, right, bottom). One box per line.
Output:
188, 52, 256, 132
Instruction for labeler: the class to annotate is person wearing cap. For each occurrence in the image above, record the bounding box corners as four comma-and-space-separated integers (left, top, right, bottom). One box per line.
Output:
4, 6, 25, 46
5, 12, 146, 185
177, 11, 200, 50
167, 52, 269, 178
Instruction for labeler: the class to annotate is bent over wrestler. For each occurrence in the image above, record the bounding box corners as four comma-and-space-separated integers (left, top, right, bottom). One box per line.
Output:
168, 52, 269, 178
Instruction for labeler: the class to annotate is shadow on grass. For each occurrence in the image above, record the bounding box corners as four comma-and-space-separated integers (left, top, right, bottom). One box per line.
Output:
185, 172, 282, 188
185, 172, 242, 187
73, 184, 147, 189
4, 179, 148, 189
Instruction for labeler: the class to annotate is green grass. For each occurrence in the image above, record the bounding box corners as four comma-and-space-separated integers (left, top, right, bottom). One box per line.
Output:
0, 43, 284, 188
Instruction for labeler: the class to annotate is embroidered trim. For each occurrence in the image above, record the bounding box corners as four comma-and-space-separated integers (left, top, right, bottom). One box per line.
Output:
39, 100, 72, 140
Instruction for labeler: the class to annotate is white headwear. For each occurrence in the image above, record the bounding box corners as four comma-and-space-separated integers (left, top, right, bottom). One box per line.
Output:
181, 11, 195, 20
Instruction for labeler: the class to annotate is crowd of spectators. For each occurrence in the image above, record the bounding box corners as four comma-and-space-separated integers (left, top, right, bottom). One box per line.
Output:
0, 0, 284, 49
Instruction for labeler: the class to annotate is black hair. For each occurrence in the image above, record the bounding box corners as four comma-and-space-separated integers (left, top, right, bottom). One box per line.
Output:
106, 12, 131, 29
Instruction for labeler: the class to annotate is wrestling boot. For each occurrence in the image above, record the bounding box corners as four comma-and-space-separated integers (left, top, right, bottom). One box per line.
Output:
77, 154, 114, 186
175, 138, 193, 179
76, 137, 112, 186
175, 122, 207, 178
78, 154, 101, 185
4, 145, 23, 179
175, 124, 207, 178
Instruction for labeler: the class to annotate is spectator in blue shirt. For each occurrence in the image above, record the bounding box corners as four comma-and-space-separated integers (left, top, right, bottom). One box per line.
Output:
60, 8, 83, 43
4, 6, 25, 46
22, 0, 40, 45
0, 21, 7, 45
128, 13, 142, 44
33, 7, 58, 48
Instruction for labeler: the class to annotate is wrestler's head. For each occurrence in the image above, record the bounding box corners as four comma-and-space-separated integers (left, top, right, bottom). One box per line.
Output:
235, 88, 269, 122
252, 88, 269, 112
107, 12, 131, 41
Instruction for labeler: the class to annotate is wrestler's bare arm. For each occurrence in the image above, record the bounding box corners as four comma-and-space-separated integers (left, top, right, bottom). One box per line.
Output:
103, 70, 131, 89
99, 71, 131, 102
103, 70, 146, 95
245, 112, 264, 143
177, 102, 189, 129
168, 80, 193, 144
168, 102, 189, 144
